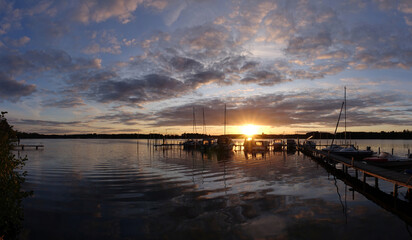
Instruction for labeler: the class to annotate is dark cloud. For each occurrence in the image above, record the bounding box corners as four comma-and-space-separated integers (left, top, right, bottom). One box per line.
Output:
94, 112, 153, 125
0, 72, 36, 102
241, 70, 290, 86
93, 74, 187, 104
42, 96, 85, 108
17, 119, 82, 126
185, 70, 226, 87
67, 70, 117, 91
0, 49, 101, 75
170, 56, 204, 72
286, 32, 332, 57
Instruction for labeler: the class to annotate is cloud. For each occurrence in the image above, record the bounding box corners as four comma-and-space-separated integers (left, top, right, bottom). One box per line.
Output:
399, 0, 412, 14
92, 74, 188, 104
73, 0, 169, 24
286, 32, 332, 57
4, 36, 31, 47
42, 95, 85, 108
147, 89, 411, 129
16, 119, 82, 126
0, 49, 102, 75
0, 72, 36, 102
241, 70, 290, 86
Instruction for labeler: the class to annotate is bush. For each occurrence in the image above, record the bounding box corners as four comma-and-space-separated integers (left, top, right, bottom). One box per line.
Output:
0, 112, 31, 239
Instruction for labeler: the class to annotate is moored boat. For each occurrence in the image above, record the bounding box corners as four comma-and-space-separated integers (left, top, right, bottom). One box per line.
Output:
273, 139, 283, 151
244, 138, 269, 152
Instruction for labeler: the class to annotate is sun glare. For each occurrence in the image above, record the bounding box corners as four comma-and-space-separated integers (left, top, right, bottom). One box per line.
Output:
241, 124, 259, 136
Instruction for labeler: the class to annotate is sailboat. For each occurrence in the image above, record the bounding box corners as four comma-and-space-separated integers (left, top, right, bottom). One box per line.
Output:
183, 107, 201, 149
216, 104, 234, 151
322, 87, 374, 159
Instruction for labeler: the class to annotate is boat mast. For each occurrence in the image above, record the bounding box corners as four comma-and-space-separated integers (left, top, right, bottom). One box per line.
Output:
193, 106, 196, 134
224, 104, 227, 135
203, 107, 206, 135
331, 101, 344, 147
344, 86, 346, 145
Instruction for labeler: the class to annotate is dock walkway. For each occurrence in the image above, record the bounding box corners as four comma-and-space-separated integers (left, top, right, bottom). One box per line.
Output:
13, 144, 44, 150
300, 146, 412, 196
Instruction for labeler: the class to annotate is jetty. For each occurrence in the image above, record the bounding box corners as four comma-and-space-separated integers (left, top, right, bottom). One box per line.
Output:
299, 144, 412, 199
13, 144, 44, 150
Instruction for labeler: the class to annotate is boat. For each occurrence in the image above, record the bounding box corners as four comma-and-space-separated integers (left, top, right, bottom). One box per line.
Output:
364, 152, 411, 163
200, 137, 217, 150
216, 136, 234, 151
273, 139, 283, 151
321, 87, 373, 159
286, 139, 297, 151
303, 140, 316, 150
183, 106, 200, 150
243, 138, 269, 152
214, 104, 234, 152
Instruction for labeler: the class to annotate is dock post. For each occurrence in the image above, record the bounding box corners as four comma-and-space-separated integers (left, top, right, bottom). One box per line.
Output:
375, 178, 379, 189
392, 148, 394, 155
393, 184, 398, 198
378, 147, 380, 155
36, 146, 38, 150
408, 149, 410, 156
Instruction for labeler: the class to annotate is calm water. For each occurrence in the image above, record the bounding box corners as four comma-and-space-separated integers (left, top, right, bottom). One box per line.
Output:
17, 139, 412, 239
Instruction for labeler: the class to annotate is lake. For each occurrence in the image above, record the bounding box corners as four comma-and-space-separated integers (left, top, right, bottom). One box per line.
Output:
17, 139, 412, 239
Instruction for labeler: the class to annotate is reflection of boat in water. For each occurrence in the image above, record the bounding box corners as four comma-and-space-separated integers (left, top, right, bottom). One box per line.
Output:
286, 139, 297, 151
243, 138, 269, 152
183, 140, 201, 149
273, 139, 283, 151
216, 136, 234, 151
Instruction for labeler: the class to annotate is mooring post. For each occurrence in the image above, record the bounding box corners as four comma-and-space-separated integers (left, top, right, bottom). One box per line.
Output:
378, 147, 380, 155
392, 148, 394, 155
393, 184, 398, 198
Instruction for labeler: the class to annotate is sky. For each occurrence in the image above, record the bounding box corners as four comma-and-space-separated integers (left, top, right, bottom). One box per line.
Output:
0, 0, 411, 135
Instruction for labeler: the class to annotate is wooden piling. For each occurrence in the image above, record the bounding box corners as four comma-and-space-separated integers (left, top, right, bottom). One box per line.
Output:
393, 184, 398, 198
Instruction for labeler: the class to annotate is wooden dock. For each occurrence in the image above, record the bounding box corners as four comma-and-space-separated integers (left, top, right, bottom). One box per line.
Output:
299, 145, 412, 197
13, 144, 44, 150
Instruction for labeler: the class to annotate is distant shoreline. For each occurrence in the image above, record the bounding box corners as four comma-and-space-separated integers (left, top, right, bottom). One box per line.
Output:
17, 131, 412, 140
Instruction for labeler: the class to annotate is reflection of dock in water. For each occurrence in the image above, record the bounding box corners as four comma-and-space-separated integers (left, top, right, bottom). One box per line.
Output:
300, 145, 412, 224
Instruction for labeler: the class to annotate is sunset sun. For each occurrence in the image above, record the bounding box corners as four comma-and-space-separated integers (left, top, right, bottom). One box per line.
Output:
241, 124, 259, 136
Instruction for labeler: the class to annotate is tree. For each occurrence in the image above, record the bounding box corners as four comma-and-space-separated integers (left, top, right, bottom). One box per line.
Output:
0, 112, 31, 239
